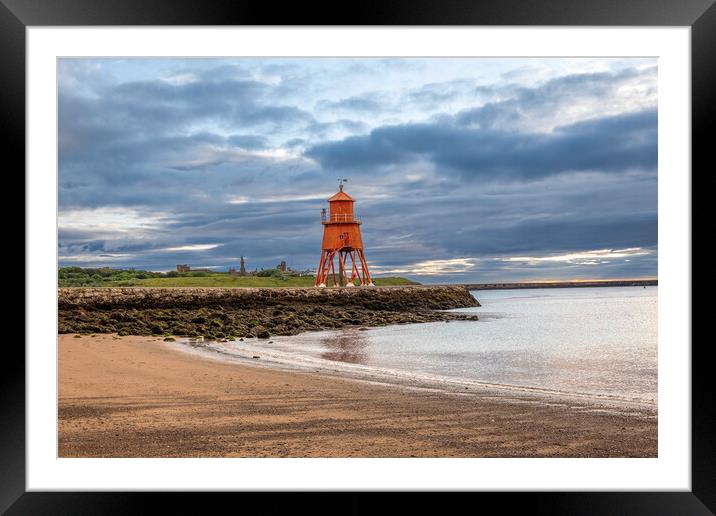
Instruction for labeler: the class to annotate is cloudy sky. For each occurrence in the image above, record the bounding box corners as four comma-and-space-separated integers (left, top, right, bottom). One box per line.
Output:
58, 57, 657, 282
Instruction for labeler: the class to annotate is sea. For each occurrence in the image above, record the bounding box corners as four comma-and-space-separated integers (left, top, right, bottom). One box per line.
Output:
173, 286, 657, 411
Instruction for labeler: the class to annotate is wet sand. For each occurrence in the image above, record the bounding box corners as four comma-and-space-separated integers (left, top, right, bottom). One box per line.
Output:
58, 334, 657, 457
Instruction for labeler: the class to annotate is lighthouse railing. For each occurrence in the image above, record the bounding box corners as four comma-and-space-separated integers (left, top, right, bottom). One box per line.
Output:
323, 213, 361, 223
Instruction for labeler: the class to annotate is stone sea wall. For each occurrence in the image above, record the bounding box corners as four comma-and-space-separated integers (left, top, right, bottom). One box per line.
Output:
59, 285, 479, 311
58, 286, 480, 338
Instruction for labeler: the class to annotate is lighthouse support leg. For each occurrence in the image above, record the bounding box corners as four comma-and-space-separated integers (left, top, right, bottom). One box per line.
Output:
315, 250, 328, 286
318, 249, 371, 287
357, 249, 373, 286
338, 251, 348, 287
349, 250, 359, 284
315, 250, 336, 287
339, 250, 356, 287
330, 251, 338, 286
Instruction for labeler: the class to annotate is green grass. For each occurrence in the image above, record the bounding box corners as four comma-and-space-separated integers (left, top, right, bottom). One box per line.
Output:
110, 275, 417, 288
125, 275, 319, 287
58, 267, 418, 288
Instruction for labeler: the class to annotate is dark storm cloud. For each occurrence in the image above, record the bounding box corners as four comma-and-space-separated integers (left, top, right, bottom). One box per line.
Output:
438, 212, 657, 256
60, 77, 314, 154
227, 134, 268, 149
316, 94, 385, 113
354, 188, 656, 261
403, 80, 473, 108
164, 202, 319, 235
306, 109, 657, 180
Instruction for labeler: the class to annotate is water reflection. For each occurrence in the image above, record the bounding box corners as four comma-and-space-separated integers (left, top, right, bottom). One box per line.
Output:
184, 287, 656, 404
319, 329, 370, 364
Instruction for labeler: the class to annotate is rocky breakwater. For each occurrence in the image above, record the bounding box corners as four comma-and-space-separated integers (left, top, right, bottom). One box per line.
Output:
59, 286, 481, 340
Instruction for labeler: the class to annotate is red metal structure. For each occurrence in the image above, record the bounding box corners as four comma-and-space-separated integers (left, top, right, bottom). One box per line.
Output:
315, 181, 374, 287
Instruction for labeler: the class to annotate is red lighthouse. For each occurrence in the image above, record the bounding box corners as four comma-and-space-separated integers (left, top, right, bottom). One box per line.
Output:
315, 180, 374, 288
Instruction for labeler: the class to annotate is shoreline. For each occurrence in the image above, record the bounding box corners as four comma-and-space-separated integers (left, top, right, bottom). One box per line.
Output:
170, 333, 657, 417
59, 334, 657, 458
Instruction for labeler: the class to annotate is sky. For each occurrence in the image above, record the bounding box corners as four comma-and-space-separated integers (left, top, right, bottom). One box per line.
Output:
58, 57, 658, 283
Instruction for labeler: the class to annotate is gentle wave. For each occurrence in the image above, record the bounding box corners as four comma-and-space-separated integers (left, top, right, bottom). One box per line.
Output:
169, 286, 657, 416
170, 334, 656, 415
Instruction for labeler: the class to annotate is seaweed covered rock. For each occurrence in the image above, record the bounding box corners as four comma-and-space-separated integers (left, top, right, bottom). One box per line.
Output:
58, 286, 480, 337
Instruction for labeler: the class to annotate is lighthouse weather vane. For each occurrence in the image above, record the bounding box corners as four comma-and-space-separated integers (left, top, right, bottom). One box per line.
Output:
315, 180, 373, 288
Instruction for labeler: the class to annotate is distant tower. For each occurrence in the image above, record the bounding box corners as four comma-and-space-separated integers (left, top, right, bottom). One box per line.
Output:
315, 180, 373, 287
239, 256, 246, 275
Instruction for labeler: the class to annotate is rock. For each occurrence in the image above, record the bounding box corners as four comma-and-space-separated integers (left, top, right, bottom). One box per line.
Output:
58, 285, 479, 311
58, 286, 480, 337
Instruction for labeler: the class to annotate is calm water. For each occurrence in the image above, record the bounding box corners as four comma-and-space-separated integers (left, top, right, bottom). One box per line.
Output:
176, 286, 657, 407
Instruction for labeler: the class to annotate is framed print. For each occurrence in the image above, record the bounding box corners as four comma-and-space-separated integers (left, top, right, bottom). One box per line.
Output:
5, 0, 714, 512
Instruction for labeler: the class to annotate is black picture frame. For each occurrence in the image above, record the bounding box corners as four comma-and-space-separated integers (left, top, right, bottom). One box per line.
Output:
4, 0, 712, 512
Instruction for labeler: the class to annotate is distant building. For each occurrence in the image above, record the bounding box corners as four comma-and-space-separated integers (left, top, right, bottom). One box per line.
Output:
277, 260, 287, 272
228, 257, 248, 276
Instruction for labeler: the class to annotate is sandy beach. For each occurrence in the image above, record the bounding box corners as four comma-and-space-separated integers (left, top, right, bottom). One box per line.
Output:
59, 334, 657, 458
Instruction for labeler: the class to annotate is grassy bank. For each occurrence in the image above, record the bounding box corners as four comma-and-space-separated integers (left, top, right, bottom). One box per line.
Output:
116, 275, 416, 288
59, 267, 417, 288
